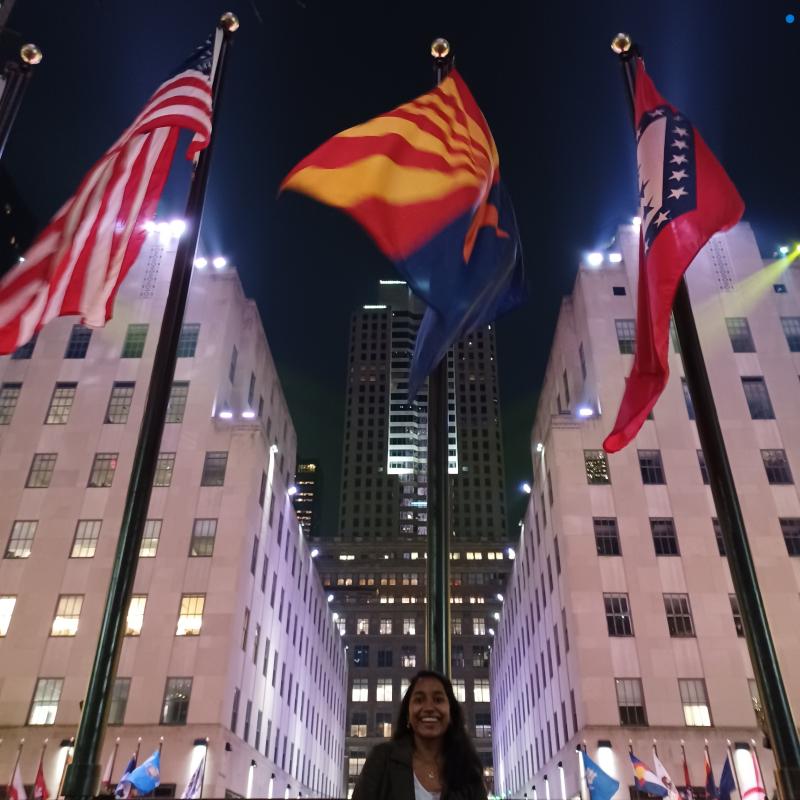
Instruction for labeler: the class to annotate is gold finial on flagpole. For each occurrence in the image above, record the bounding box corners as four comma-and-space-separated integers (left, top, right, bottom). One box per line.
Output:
20, 44, 42, 65
431, 38, 450, 59
610, 33, 632, 54
219, 12, 240, 32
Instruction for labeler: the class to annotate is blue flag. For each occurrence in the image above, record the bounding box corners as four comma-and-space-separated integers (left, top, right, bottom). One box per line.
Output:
719, 756, 736, 800
127, 750, 161, 795
115, 755, 137, 799
582, 751, 620, 800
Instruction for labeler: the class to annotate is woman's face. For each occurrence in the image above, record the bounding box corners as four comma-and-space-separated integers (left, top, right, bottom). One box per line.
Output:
408, 676, 452, 741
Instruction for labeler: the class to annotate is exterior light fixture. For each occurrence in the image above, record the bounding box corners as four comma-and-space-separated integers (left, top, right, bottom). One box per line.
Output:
194, 257, 207, 268
310, 548, 319, 558
586, 252, 603, 267
536, 442, 544, 453
241, 409, 256, 419
496, 593, 504, 602
632, 216, 641, 228
332, 612, 339, 621
488, 628, 495, 636
327, 594, 334, 603
218, 409, 233, 420
779, 245, 789, 256
250, 759, 257, 767
144, 220, 157, 233
270, 444, 279, 454
608, 252, 622, 263
506, 547, 516, 560
493, 612, 500, 620
288, 485, 298, 496
521, 482, 532, 494
212, 256, 227, 269
170, 219, 186, 237
577, 405, 594, 418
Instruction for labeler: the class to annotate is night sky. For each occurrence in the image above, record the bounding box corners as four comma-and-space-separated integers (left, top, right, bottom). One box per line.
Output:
3, 0, 799, 534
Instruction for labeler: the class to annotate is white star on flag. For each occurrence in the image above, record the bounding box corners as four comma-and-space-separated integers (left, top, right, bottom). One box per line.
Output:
672, 139, 689, 150
671, 154, 688, 164
669, 170, 688, 181
669, 187, 688, 199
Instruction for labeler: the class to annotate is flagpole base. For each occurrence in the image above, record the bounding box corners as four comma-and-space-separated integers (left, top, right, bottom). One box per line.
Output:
63, 761, 100, 800
776, 766, 800, 800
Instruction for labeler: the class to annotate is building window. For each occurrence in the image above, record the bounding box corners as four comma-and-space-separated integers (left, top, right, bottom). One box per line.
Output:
201, 451, 228, 486
664, 593, 695, 637
781, 316, 800, 352
473, 679, 490, 703
0, 382, 22, 424
64, 324, 92, 358
451, 616, 462, 635
45, 382, 77, 424
108, 677, 131, 725
177, 323, 200, 358
241, 607, 249, 650
472, 645, 489, 668
153, 452, 176, 487
51, 594, 83, 637
377, 678, 393, 702
0, 596, 17, 636
698, 450, 709, 484
161, 677, 192, 724
11, 334, 37, 360
579, 342, 587, 379
651, 518, 679, 556
379, 618, 392, 635
741, 377, 775, 420
762, 450, 793, 484
26, 453, 57, 488
377, 648, 393, 667
780, 518, 800, 556
105, 382, 136, 424
351, 679, 368, 702
166, 381, 189, 423
189, 518, 219, 557
348, 751, 366, 778
679, 678, 712, 726
615, 319, 636, 354
356, 617, 369, 635
615, 677, 647, 726
475, 712, 492, 738
401, 646, 417, 668
121, 323, 149, 358
452, 679, 466, 703
5, 520, 37, 558
353, 645, 369, 667
729, 594, 744, 637
712, 518, 726, 556
126, 595, 146, 636
403, 617, 416, 635
88, 453, 118, 488
230, 688, 240, 733
594, 518, 620, 556
681, 378, 695, 420
376, 712, 392, 738
176, 594, 205, 636
350, 711, 367, 737
472, 617, 486, 636
638, 449, 666, 484
726, 317, 755, 352
584, 450, 610, 485
229, 345, 238, 382
604, 593, 633, 636
28, 678, 63, 725
335, 616, 346, 636
70, 520, 101, 558
774, 283, 788, 294
140, 519, 161, 558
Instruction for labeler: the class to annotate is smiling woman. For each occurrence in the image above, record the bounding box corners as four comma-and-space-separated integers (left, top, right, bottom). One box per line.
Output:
352, 670, 487, 800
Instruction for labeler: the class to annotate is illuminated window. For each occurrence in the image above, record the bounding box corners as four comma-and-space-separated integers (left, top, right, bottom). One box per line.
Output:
105, 382, 135, 424
121, 323, 148, 358
400, 678, 410, 697
166, 381, 189, 423
45, 383, 77, 424
70, 520, 101, 558
351, 679, 368, 702
452, 679, 466, 703
0, 595, 17, 636
472, 617, 486, 636
161, 677, 192, 724
679, 679, 712, 726
125, 595, 147, 636
51, 595, 83, 637
335, 616, 346, 636
379, 618, 392, 634
5, 520, 37, 558
190, 519, 217, 557
350, 711, 367, 737
28, 678, 63, 725
0, 382, 22, 424
140, 519, 161, 557
451, 616, 462, 635
153, 452, 176, 487
356, 617, 369, 635
402, 617, 415, 635
176, 594, 205, 636
473, 678, 490, 703
475, 712, 492, 738
376, 712, 392, 737
376, 678, 393, 702
584, 450, 610, 485
88, 453, 118, 488
401, 646, 417, 668
348, 751, 366, 777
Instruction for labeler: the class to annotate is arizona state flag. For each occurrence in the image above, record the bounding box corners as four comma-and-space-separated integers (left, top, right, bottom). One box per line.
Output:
282, 69, 524, 397
603, 58, 743, 452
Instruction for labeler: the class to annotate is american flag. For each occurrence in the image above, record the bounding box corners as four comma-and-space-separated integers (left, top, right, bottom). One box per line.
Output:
0, 31, 218, 354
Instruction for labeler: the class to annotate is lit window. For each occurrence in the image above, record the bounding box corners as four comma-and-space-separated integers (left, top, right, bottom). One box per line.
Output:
400, 678, 410, 698
140, 519, 161, 558
27, 453, 57, 488
350, 711, 367, 737
348, 751, 366, 777
190, 519, 217, 557
356, 617, 369, 635
88, 453, 118, 488
5, 520, 37, 558
176, 594, 205, 636
28, 678, 63, 725
452, 679, 466, 703
121, 324, 148, 358
472, 617, 486, 636
379, 618, 392, 635
403, 617, 415, 635
45, 383, 77, 424
0, 382, 22, 424
584, 450, 610, 485
475, 712, 492, 738
166, 381, 189, 423
401, 646, 417, 668
126, 595, 147, 636
51, 594, 83, 637
70, 520, 101, 558
376, 711, 392, 738
161, 677, 192, 724
153, 452, 176, 487
335, 616, 346, 636
616, 677, 647, 726
376, 678, 393, 702
0, 595, 17, 636
679, 678, 712, 726
351, 678, 368, 702
473, 678, 490, 703
451, 616, 462, 635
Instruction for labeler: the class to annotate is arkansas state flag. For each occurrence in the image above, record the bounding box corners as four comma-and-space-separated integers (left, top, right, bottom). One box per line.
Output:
603, 58, 744, 452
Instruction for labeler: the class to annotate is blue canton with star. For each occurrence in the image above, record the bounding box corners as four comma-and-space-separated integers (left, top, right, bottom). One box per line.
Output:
637, 105, 696, 251
169, 34, 214, 78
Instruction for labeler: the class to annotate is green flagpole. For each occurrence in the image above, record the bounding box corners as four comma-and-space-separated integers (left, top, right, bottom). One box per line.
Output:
611, 33, 800, 800
63, 14, 239, 799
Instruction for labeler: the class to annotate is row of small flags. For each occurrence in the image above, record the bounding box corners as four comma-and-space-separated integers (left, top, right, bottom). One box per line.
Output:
582, 745, 766, 800
5, 741, 205, 800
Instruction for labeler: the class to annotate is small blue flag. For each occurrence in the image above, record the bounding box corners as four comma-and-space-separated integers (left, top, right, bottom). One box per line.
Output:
582, 751, 620, 800
719, 756, 736, 800
127, 750, 161, 795
115, 755, 137, 799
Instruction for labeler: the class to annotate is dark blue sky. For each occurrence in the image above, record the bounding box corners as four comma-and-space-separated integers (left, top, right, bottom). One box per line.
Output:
4, 0, 799, 533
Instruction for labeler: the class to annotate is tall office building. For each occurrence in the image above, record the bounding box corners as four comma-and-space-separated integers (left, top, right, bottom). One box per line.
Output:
0, 229, 346, 799
294, 460, 323, 538
490, 222, 800, 799
317, 280, 513, 795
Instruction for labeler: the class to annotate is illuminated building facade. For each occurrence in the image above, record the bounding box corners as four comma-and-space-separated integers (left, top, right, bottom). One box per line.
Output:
294, 460, 322, 538
490, 222, 800, 799
0, 230, 346, 798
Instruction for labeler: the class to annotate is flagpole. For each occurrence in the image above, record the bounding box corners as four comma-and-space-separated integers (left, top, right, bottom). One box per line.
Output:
0, 42, 42, 162
610, 33, 800, 800
9, 739, 24, 788
134, 738, 142, 765
424, 36, 453, 677
36, 738, 48, 795
680, 741, 692, 799
106, 739, 120, 793
198, 739, 208, 800
63, 14, 239, 800
57, 739, 73, 799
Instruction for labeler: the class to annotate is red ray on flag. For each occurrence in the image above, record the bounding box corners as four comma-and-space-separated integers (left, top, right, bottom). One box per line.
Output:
603, 58, 744, 453
0, 34, 217, 355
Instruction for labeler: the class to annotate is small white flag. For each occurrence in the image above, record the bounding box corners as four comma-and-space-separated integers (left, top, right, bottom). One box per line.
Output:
8, 759, 28, 800
653, 752, 680, 800
181, 755, 205, 800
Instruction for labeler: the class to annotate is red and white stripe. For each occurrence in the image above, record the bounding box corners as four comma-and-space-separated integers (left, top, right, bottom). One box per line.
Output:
0, 49, 215, 354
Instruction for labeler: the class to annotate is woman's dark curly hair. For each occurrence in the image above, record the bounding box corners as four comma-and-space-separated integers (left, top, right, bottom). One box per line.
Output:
393, 670, 484, 793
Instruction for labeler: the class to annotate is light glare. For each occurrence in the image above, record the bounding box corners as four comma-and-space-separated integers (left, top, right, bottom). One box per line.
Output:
218, 409, 233, 420
310, 548, 320, 558
241, 409, 256, 419
586, 252, 603, 267
288, 485, 298, 496
521, 482, 532, 494
194, 257, 207, 269
608, 252, 622, 263
577, 405, 594, 418
213, 256, 227, 269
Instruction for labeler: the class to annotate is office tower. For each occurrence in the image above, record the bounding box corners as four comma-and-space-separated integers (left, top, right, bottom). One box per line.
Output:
0, 229, 346, 798
490, 222, 800, 799
317, 280, 513, 795
294, 460, 323, 538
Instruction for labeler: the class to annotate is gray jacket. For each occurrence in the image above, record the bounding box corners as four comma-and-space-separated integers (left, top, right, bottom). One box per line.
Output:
352, 738, 488, 800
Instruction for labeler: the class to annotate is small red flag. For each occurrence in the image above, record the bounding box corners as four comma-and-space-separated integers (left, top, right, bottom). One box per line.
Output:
603, 58, 744, 453
33, 759, 49, 800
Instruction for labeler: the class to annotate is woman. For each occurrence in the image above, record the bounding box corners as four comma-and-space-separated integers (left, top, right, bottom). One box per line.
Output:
352, 670, 487, 800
